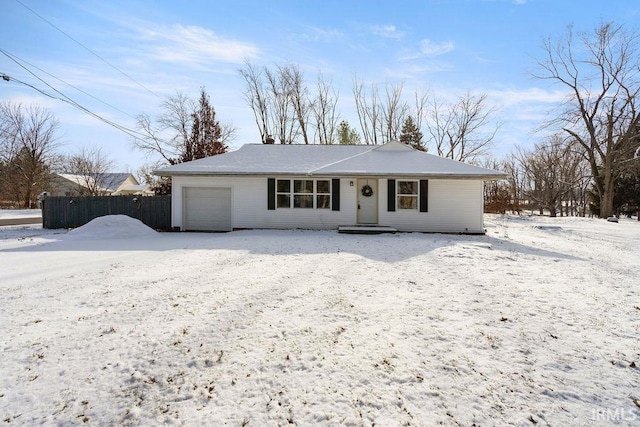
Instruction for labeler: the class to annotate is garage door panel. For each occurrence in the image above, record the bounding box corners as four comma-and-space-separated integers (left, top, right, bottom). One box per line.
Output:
183, 187, 232, 231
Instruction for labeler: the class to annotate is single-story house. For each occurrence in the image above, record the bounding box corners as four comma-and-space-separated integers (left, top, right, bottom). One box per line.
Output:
155, 141, 507, 233
49, 173, 151, 196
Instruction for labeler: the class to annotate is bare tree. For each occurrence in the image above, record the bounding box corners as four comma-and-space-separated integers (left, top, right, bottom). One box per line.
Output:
240, 62, 325, 144
534, 22, 640, 218
381, 82, 409, 142
0, 102, 60, 207
133, 89, 235, 164
502, 155, 526, 213
62, 146, 115, 196
515, 135, 585, 217
312, 73, 340, 144
424, 92, 499, 163
413, 89, 430, 134
134, 92, 193, 163
137, 161, 170, 195
353, 77, 409, 144
481, 156, 514, 214
284, 64, 312, 144
266, 66, 298, 144
353, 76, 380, 145
238, 60, 272, 143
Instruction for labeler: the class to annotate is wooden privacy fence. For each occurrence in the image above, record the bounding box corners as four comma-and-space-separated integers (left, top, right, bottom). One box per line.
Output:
42, 195, 172, 231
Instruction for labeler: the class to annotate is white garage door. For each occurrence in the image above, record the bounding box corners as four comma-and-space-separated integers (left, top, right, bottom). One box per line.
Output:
183, 187, 232, 231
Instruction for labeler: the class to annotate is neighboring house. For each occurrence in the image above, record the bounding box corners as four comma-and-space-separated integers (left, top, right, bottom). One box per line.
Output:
49, 173, 150, 196
155, 141, 507, 233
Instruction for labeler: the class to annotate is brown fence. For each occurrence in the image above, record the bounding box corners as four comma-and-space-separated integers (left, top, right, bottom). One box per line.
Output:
42, 195, 172, 231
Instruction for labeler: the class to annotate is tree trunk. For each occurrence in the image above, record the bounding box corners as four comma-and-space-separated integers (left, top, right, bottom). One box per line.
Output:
600, 165, 615, 218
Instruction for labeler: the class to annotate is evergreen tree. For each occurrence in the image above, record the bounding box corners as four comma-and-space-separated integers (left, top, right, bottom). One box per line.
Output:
614, 169, 640, 217
180, 87, 227, 163
337, 120, 361, 145
399, 115, 425, 151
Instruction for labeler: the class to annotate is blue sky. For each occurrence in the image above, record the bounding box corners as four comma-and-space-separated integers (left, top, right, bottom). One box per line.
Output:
1, 0, 639, 172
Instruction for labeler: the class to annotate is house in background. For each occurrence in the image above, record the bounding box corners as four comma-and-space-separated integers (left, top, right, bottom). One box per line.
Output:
49, 173, 151, 197
155, 141, 507, 233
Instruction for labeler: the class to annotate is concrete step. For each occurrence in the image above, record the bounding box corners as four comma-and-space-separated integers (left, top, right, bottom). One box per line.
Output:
338, 225, 397, 234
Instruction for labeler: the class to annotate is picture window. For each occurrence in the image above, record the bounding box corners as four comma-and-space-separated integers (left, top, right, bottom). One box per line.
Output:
276, 179, 331, 209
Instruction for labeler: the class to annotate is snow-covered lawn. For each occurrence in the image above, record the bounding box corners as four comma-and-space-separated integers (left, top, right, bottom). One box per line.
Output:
1, 215, 638, 426
0, 209, 41, 219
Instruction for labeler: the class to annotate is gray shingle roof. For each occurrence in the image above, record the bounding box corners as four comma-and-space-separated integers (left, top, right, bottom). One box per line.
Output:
155, 141, 506, 179
100, 173, 136, 191
57, 173, 136, 191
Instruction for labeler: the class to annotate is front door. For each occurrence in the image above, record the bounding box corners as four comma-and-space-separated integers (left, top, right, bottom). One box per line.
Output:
357, 179, 378, 224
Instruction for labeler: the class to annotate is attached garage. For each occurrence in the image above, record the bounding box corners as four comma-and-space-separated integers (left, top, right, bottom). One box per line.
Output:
182, 187, 232, 231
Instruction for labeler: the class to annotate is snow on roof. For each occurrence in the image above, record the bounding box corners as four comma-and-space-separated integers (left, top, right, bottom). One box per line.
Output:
100, 173, 137, 191
155, 141, 506, 179
57, 173, 136, 192
156, 144, 369, 176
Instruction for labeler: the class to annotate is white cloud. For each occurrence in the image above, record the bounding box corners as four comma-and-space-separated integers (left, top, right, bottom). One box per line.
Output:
487, 87, 568, 107
137, 24, 260, 66
372, 24, 405, 39
420, 39, 455, 56
301, 26, 344, 42
384, 62, 455, 79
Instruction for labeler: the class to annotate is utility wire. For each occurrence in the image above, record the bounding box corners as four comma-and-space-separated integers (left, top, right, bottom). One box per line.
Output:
14, 0, 160, 99
0, 47, 134, 119
1, 68, 150, 142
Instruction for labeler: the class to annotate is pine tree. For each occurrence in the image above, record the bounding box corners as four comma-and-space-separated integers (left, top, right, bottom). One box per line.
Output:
337, 120, 361, 145
180, 87, 228, 163
399, 116, 425, 151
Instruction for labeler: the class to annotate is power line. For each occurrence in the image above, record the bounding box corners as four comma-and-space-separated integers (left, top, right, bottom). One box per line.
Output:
0, 47, 134, 119
14, 0, 160, 99
1, 69, 150, 142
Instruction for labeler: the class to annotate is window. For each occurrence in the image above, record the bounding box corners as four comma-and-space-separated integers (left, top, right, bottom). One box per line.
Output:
293, 179, 313, 208
276, 179, 291, 208
397, 180, 418, 210
316, 180, 331, 209
275, 179, 331, 209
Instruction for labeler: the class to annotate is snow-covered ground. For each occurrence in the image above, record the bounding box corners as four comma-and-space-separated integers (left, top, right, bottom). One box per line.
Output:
0, 209, 41, 219
1, 215, 638, 426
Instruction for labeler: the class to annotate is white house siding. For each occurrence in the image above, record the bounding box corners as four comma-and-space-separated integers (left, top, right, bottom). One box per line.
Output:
112, 176, 141, 195
171, 176, 357, 230
172, 176, 484, 232
378, 179, 484, 233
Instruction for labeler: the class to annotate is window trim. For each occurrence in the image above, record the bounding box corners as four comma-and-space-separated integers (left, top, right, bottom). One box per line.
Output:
275, 178, 332, 209
396, 179, 419, 210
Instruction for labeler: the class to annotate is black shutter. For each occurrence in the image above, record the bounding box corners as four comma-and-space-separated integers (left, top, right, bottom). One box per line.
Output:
331, 179, 340, 211
420, 179, 429, 212
387, 179, 396, 212
267, 178, 276, 210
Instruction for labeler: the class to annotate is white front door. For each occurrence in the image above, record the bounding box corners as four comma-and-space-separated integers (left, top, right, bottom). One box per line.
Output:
357, 179, 378, 224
